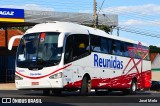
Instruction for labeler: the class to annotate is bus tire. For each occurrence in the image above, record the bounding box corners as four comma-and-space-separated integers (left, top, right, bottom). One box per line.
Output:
43, 90, 50, 96
80, 76, 91, 95
129, 79, 137, 95
123, 79, 137, 95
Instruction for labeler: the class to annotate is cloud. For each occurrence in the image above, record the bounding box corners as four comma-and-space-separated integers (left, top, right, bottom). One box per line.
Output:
0, 4, 54, 11
120, 19, 160, 26
120, 19, 148, 26
156, 44, 160, 47
157, 45, 160, 47
78, 10, 92, 13
102, 4, 160, 15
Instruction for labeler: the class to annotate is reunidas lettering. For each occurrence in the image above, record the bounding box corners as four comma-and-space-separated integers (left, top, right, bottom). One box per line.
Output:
0, 11, 14, 16
94, 54, 123, 69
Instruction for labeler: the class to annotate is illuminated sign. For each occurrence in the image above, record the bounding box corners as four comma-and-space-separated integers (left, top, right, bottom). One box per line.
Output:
0, 8, 24, 22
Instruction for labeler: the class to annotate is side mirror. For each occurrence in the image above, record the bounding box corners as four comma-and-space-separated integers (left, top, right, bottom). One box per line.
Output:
8, 35, 22, 50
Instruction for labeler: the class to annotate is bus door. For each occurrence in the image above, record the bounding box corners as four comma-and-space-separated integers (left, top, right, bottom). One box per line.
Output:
63, 34, 90, 87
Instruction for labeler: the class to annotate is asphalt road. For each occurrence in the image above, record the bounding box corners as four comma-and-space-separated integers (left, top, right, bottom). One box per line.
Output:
0, 90, 160, 106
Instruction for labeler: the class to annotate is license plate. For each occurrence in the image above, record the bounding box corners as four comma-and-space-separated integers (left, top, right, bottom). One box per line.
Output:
32, 82, 39, 85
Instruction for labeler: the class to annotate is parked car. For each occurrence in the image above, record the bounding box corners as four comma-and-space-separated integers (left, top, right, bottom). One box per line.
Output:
150, 81, 160, 91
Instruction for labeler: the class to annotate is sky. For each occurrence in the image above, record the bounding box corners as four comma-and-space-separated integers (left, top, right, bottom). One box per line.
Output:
0, 0, 160, 46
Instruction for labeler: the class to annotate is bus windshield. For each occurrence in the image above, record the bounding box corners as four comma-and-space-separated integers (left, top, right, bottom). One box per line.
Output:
17, 32, 62, 68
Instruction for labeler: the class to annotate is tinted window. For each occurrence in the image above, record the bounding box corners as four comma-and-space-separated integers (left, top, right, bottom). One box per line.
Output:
91, 35, 109, 54
91, 35, 101, 52
73, 35, 89, 58
64, 34, 89, 64
64, 35, 74, 63
123, 43, 129, 57
112, 40, 122, 56
90, 34, 150, 60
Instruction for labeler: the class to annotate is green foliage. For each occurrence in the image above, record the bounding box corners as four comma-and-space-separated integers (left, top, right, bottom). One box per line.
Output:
97, 25, 110, 33
11, 26, 30, 32
149, 45, 160, 53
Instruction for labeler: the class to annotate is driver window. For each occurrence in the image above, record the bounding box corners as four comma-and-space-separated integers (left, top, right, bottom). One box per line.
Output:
64, 34, 89, 64
64, 35, 74, 64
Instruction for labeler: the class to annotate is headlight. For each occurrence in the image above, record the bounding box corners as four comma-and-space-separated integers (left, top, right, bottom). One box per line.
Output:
49, 72, 62, 79
15, 74, 23, 80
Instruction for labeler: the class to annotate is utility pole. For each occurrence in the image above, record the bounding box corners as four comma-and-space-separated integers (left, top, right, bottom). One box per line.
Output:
117, 27, 119, 36
93, 0, 97, 28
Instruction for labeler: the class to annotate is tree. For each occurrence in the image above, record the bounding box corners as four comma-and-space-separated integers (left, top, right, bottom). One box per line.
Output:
149, 45, 160, 53
11, 26, 30, 32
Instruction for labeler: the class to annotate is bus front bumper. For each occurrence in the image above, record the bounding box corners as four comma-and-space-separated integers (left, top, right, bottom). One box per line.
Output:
15, 79, 63, 90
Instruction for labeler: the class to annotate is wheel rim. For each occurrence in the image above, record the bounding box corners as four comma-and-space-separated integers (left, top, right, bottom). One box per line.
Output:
87, 80, 91, 92
132, 82, 136, 92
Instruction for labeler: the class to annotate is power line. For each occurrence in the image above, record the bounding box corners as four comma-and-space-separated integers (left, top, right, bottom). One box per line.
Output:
116, 26, 160, 38
98, 8, 160, 38
101, 6, 160, 26
119, 25, 160, 35
3, 0, 160, 39
97, 0, 106, 15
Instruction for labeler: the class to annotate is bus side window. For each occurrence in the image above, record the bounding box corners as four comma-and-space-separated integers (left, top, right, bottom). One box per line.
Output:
121, 42, 125, 56
73, 34, 89, 58
143, 46, 150, 60
124, 43, 129, 57
91, 35, 101, 52
101, 38, 108, 53
115, 41, 122, 56
112, 40, 116, 55
64, 34, 89, 63
64, 35, 74, 64
107, 39, 112, 54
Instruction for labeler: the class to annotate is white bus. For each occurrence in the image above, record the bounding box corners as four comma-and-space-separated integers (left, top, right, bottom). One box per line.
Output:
8, 21, 151, 95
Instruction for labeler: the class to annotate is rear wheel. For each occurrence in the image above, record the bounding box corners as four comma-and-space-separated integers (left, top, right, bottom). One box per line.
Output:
80, 76, 91, 95
123, 79, 137, 95
43, 90, 50, 96
130, 79, 137, 95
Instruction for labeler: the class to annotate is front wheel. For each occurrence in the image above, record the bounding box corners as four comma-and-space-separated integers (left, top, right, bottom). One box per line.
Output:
80, 76, 91, 95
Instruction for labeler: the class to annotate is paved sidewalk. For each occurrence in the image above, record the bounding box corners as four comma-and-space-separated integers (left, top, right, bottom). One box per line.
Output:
0, 83, 16, 90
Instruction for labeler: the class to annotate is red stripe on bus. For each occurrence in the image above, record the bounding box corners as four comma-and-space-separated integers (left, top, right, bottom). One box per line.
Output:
15, 64, 72, 79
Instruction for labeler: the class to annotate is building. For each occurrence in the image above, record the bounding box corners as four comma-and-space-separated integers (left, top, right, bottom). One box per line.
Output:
0, 29, 24, 82
150, 53, 160, 81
